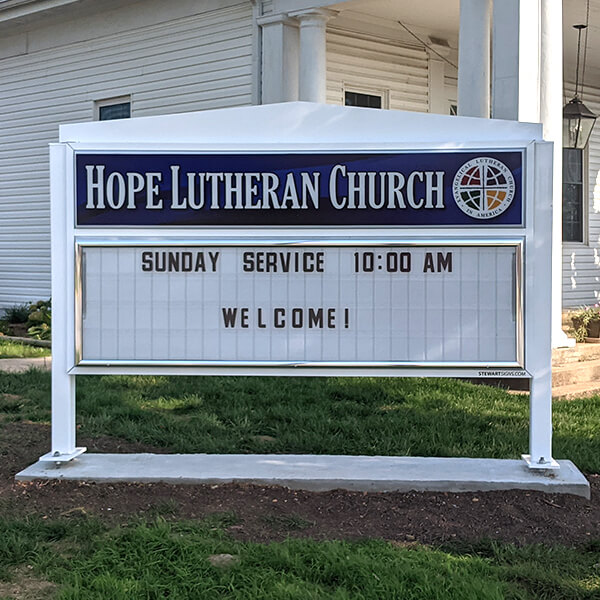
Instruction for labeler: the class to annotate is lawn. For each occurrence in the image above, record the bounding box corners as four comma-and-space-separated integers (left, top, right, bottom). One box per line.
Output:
0, 515, 598, 600
0, 370, 598, 599
0, 370, 599, 471
0, 339, 50, 359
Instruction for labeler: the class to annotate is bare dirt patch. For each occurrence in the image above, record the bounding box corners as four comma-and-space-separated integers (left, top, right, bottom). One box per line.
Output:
3, 324, 28, 338
0, 568, 57, 599
1, 422, 598, 547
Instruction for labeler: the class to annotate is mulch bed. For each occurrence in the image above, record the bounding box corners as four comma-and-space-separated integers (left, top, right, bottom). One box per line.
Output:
1, 422, 598, 547
2, 324, 29, 338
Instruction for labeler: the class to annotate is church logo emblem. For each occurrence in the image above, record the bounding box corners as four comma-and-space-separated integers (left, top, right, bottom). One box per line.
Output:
452, 157, 516, 219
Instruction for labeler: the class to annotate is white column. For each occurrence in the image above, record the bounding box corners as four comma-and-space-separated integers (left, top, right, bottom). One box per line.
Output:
458, 0, 492, 117
290, 8, 337, 103
528, 367, 555, 467
492, 0, 540, 122
427, 41, 451, 114
524, 140, 558, 469
258, 14, 299, 104
493, 0, 571, 348
540, 0, 571, 348
40, 144, 86, 464
429, 58, 447, 114
493, 1, 560, 468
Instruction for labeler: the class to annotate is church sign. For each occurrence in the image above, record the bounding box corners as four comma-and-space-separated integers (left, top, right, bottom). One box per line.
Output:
42, 104, 555, 473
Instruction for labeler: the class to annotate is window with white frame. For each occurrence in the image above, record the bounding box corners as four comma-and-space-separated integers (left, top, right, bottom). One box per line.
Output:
95, 96, 131, 121
344, 88, 386, 109
562, 148, 585, 243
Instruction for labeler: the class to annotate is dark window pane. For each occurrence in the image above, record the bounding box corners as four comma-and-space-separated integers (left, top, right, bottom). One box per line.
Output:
562, 148, 584, 242
99, 102, 131, 121
449, 104, 458, 116
344, 91, 382, 109
563, 148, 582, 183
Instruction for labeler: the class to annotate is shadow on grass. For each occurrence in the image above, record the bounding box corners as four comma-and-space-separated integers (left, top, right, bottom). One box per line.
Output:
0, 370, 598, 472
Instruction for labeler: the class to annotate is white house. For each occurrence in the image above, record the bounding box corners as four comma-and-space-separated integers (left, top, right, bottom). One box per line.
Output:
0, 0, 598, 339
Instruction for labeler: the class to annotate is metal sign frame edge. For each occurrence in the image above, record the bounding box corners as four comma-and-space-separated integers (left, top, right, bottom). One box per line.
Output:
72, 237, 525, 371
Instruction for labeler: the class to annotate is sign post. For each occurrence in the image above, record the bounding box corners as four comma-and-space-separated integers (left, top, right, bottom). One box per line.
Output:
24, 103, 586, 493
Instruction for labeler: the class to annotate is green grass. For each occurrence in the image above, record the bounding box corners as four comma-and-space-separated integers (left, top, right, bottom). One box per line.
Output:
0, 516, 597, 599
0, 371, 599, 472
0, 373, 598, 598
0, 339, 50, 359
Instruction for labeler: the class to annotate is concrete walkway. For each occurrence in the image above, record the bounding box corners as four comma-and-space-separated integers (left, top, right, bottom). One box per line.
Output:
0, 357, 51, 372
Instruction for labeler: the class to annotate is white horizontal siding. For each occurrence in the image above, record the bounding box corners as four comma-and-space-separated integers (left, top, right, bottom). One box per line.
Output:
260, 0, 274, 15
0, 1, 253, 309
326, 29, 429, 113
563, 83, 600, 307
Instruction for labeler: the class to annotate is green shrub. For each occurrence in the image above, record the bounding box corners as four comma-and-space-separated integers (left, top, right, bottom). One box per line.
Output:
26, 299, 51, 341
570, 304, 600, 342
3, 304, 30, 324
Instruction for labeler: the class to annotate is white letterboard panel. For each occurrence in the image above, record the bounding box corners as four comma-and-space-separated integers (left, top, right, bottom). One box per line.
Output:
78, 243, 520, 366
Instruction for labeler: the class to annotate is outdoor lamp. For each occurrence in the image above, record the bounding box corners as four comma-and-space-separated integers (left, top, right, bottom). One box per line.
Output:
563, 22, 597, 149
563, 96, 597, 149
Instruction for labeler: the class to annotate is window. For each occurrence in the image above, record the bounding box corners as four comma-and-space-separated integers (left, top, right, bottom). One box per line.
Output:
95, 96, 131, 121
562, 148, 585, 243
344, 91, 382, 109
449, 104, 458, 116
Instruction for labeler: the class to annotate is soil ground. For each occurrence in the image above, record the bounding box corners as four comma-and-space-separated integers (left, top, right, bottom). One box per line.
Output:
1, 422, 598, 547
2, 324, 29, 338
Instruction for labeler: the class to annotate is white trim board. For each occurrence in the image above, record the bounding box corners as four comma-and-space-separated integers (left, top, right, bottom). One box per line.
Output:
59, 101, 542, 145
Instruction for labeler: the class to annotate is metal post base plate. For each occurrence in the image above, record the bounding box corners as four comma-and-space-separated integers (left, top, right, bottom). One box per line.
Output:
521, 454, 560, 470
39, 447, 87, 464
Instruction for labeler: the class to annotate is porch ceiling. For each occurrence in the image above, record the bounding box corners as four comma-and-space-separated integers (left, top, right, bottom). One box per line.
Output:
332, 0, 600, 88
336, 0, 459, 37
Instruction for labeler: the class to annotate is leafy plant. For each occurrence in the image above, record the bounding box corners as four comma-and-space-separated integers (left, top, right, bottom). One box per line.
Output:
26, 299, 51, 341
570, 304, 600, 342
3, 304, 30, 324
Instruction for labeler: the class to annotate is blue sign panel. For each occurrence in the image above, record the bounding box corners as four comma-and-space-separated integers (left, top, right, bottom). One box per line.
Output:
75, 151, 523, 227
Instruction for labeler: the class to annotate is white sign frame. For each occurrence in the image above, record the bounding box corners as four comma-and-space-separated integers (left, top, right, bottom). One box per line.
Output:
44, 104, 555, 471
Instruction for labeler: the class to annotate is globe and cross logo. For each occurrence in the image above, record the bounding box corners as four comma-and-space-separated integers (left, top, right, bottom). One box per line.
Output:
452, 157, 516, 219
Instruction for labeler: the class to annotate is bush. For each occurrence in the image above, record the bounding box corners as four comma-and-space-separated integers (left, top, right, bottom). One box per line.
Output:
570, 304, 600, 342
3, 304, 30, 324
27, 299, 51, 341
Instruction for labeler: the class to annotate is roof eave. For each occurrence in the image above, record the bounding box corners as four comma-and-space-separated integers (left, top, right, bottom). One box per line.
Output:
0, 0, 81, 25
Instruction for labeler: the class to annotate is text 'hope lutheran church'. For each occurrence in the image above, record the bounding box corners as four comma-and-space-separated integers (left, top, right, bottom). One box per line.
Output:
84, 164, 445, 211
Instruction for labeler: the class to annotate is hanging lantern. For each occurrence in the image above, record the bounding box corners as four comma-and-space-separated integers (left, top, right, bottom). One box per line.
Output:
563, 23, 597, 149
563, 96, 597, 149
